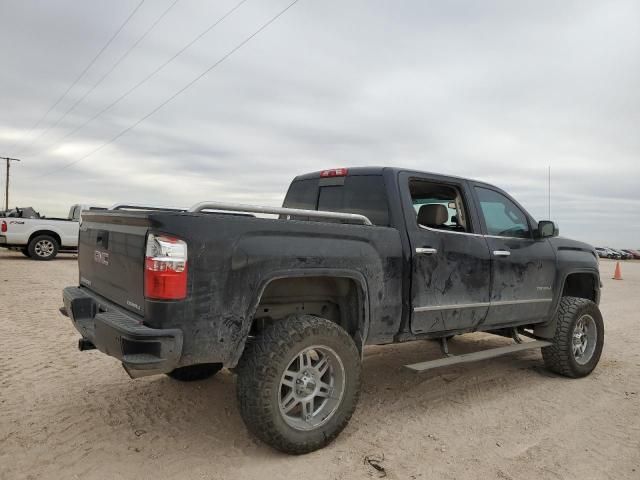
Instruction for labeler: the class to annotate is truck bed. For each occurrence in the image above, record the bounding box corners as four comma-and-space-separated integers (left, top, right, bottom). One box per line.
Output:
76, 207, 404, 369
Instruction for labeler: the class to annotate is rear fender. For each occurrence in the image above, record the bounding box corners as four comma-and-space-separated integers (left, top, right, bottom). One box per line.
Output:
229, 268, 370, 366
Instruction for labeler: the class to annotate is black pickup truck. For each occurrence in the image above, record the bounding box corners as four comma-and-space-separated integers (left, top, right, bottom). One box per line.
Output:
62, 167, 603, 454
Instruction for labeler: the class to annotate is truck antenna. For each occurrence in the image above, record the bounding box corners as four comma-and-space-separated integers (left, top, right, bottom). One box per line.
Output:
547, 165, 551, 220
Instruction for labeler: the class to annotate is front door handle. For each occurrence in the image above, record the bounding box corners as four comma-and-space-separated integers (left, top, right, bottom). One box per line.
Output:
493, 250, 511, 257
416, 247, 438, 255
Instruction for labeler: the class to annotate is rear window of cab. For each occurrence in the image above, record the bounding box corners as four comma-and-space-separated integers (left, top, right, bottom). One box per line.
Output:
283, 175, 390, 226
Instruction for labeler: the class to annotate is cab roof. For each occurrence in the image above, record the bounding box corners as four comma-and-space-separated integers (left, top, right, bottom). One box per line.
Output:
293, 166, 488, 187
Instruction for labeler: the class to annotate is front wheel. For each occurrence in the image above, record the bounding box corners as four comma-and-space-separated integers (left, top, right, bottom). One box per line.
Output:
236, 314, 362, 454
542, 296, 604, 378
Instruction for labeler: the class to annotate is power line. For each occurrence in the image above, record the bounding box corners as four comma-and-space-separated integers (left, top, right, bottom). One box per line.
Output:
32, 0, 302, 180
7, 0, 145, 154
16, 0, 180, 157
21, 0, 249, 161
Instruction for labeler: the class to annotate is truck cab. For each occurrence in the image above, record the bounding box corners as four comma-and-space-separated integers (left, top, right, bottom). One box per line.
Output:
282, 167, 598, 341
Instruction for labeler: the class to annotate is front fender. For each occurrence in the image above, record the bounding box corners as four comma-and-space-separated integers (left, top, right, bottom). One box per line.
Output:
535, 265, 600, 339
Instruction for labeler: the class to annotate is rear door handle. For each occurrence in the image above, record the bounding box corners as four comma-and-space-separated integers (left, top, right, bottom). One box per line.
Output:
416, 247, 438, 255
493, 250, 511, 257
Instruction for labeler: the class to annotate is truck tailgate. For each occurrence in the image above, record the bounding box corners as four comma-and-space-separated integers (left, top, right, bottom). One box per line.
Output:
78, 213, 149, 315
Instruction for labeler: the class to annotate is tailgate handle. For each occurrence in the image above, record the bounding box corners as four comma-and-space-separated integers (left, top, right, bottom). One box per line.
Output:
96, 230, 109, 249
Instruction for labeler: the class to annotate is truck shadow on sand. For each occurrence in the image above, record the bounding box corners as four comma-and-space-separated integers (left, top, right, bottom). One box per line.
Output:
60, 333, 567, 459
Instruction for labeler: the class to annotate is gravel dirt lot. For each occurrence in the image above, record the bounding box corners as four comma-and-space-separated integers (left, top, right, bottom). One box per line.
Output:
1, 252, 639, 480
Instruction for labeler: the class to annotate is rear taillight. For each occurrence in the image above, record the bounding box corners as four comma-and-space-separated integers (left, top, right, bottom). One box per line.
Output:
144, 233, 188, 300
1, 221, 6, 233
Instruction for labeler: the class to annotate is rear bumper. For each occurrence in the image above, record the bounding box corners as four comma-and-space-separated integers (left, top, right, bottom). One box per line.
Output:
62, 286, 183, 378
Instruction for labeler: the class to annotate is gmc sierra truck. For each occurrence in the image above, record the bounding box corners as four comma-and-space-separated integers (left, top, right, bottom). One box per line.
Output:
61, 167, 603, 454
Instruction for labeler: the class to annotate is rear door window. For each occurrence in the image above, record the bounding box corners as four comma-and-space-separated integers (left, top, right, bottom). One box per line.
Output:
408, 179, 473, 233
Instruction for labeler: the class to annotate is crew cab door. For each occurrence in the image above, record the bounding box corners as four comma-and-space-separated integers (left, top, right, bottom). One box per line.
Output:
471, 185, 556, 327
400, 173, 492, 335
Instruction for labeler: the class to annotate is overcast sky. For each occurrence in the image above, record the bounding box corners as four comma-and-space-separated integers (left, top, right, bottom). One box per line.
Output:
1, 0, 638, 247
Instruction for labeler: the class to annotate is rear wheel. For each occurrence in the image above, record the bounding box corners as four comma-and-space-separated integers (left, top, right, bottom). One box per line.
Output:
166, 363, 222, 381
542, 296, 604, 378
27, 235, 59, 260
236, 314, 362, 454
20, 248, 31, 257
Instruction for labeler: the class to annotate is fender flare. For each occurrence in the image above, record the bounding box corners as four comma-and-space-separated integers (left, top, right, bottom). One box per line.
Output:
229, 268, 371, 366
534, 268, 600, 339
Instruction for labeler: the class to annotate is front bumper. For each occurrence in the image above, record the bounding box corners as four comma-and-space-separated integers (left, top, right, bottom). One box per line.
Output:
62, 286, 183, 378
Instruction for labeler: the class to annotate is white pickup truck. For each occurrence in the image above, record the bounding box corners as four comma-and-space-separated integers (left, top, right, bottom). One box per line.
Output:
0, 204, 102, 260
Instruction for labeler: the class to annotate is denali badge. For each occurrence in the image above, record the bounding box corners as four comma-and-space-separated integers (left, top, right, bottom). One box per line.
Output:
94, 250, 109, 266
126, 300, 142, 311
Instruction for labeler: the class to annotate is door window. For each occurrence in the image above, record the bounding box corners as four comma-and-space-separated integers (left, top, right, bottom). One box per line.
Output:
409, 179, 472, 233
475, 187, 531, 238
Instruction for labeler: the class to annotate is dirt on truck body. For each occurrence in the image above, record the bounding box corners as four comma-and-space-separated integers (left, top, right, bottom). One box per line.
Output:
61, 166, 603, 454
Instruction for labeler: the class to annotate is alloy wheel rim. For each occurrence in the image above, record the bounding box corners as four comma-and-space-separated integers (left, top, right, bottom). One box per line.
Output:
34, 240, 54, 257
572, 314, 597, 365
278, 345, 345, 431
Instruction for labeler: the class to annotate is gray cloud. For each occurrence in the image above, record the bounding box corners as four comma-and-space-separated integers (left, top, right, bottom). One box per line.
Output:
1, 0, 638, 247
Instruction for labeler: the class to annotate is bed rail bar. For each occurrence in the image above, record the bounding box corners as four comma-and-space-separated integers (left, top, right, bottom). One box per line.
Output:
188, 201, 373, 225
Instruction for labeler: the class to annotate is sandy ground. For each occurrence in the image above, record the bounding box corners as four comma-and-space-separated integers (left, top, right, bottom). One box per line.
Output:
1, 251, 639, 480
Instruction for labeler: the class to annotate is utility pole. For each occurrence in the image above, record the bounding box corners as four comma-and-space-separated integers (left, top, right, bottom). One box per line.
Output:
1, 156, 21, 211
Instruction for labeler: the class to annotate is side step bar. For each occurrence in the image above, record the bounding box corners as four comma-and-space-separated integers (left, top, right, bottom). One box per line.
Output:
404, 340, 552, 373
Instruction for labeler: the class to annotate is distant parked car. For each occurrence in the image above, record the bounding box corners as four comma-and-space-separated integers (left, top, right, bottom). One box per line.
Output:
621, 249, 640, 259
607, 248, 622, 259
596, 247, 620, 259
617, 249, 633, 260
607, 248, 631, 260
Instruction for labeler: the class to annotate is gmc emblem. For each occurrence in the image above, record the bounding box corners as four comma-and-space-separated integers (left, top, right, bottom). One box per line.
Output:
94, 250, 109, 266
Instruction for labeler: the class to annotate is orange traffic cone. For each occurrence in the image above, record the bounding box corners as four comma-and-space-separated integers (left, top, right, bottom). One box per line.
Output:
612, 261, 623, 280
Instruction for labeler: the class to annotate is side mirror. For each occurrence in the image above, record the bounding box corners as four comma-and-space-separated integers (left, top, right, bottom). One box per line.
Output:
537, 220, 558, 238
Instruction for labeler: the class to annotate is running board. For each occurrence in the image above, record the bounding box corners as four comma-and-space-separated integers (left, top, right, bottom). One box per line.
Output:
404, 340, 552, 373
